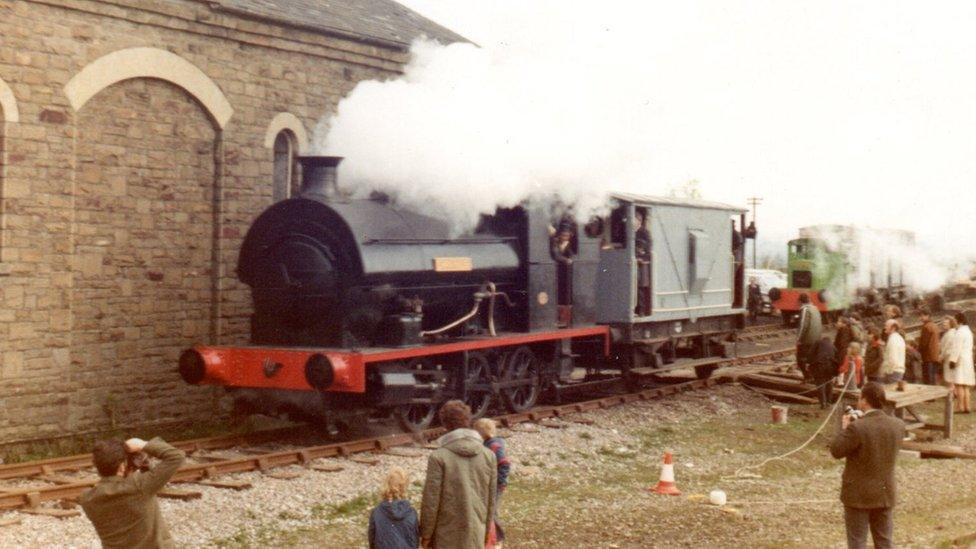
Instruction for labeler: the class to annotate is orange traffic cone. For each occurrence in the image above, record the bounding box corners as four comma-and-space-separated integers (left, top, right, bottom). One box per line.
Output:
649, 451, 681, 495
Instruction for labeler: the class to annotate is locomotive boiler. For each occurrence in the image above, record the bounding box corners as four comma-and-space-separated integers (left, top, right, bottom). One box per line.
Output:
238, 156, 524, 348
180, 156, 750, 431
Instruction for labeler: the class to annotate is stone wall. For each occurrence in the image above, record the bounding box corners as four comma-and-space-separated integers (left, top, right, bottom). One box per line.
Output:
0, 0, 407, 441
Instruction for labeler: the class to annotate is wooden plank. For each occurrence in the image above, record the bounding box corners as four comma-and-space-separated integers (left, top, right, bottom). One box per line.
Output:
194, 480, 252, 491
739, 375, 816, 396
751, 387, 819, 404
901, 441, 976, 460
21, 508, 81, 519
742, 373, 809, 387
0, 516, 22, 527
158, 488, 202, 501
881, 384, 950, 407
349, 455, 380, 466
761, 371, 806, 382
310, 463, 345, 473
265, 471, 303, 480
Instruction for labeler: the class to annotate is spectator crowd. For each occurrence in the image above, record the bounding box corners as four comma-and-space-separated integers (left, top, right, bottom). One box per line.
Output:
795, 300, 975, 413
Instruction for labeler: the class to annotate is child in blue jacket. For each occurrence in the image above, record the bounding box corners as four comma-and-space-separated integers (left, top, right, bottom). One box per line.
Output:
368, 467, 419, 549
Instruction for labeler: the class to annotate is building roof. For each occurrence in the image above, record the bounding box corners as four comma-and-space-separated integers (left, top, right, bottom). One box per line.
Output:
611, 192, 747, 213
206, 0, 467, 49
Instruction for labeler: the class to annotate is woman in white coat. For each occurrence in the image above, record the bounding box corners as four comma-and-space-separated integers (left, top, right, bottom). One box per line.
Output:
947, 312, 975, 413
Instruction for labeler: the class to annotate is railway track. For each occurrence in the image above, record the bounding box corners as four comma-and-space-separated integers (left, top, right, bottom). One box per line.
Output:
0, 348, 796, 514
738, 326, 796, 343
2, 307, 956, 515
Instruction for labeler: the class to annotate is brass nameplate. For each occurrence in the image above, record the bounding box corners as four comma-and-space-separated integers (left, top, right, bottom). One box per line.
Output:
433, 257, 473, 272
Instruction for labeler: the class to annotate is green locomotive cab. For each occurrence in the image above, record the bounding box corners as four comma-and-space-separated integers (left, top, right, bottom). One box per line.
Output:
771, 237, 851, 324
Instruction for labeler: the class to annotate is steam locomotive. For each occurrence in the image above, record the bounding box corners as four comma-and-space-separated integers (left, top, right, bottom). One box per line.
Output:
179, 156, 752, 431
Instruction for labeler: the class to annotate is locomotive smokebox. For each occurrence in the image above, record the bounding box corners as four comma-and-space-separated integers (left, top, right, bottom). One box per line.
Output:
298, 155, 343, 199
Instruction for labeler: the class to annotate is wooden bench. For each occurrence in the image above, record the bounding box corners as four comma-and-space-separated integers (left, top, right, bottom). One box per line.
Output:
838, 383, 953, 438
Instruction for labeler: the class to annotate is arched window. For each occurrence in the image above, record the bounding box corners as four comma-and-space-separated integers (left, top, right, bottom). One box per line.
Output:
272, 130, 298, 201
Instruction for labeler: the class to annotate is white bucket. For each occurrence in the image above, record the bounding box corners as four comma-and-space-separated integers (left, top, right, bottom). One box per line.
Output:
709, 490, 727, 506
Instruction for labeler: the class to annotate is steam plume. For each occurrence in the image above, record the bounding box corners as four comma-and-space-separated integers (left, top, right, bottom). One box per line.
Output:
313, 11, 673, 229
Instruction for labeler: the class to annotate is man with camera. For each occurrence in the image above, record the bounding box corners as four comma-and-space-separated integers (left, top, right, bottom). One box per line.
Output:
80, 437, 186, 548
829, 383, 905, 549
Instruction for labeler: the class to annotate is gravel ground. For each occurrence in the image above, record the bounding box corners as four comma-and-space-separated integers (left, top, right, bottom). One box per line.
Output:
3, 383, 975, 548
0, 447, 435, 547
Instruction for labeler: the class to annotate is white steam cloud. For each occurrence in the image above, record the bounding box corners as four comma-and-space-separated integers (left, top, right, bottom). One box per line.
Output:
800, 225, 946, 293
314, 0, 976, 281
313, 7, 677, 229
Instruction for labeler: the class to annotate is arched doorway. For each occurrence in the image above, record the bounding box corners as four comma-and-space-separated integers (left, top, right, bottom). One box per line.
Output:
70, 77, 218, 428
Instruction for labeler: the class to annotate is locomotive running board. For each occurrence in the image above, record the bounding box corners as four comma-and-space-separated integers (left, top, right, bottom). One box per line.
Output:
185, 325, 610, 393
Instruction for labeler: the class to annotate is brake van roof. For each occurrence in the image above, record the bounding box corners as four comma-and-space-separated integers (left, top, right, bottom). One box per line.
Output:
610, 192, 747, 213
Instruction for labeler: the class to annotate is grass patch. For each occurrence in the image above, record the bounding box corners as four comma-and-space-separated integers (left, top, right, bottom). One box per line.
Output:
331, 493, 374, 518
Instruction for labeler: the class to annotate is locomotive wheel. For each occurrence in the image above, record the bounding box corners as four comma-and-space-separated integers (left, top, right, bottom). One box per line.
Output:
463, 351, 493, 419
500, 346, 541, 413
394, 359, 439, 432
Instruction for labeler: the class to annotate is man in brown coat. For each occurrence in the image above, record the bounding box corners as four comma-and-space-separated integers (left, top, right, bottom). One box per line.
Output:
80, 437, 186, 549
918, 309, 941, 384
830, 383, 905, 549
421, 400, 497, 549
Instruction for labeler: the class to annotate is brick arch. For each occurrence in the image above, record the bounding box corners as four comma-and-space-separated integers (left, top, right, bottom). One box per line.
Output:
263, 112, 309, 155
0, 76, 18, 123
69, 78, 220, 429
64, 47, 232, 128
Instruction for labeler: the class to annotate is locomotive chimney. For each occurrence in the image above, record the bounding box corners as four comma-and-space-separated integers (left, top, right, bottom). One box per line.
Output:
298, 156, 343, 199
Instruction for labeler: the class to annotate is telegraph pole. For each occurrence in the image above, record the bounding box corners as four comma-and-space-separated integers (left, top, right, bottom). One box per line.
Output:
747, 196, 762, 268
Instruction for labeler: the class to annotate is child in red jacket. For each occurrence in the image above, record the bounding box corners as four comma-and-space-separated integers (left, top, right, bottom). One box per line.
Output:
837, 341, 864, 388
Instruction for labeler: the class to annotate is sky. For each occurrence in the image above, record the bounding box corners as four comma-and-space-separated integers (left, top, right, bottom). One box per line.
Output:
318, 1, 976, 265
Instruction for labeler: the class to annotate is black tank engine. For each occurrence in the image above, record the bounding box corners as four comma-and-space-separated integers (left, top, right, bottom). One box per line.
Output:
182, 155, 748, 431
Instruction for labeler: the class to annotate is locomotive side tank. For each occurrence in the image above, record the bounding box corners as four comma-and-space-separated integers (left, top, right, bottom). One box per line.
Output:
237, 156, 525, 348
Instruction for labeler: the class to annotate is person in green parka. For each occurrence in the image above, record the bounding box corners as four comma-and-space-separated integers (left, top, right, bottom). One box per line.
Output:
420, 400, 497, 549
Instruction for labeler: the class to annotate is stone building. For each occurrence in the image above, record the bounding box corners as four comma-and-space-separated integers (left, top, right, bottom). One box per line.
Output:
0, 0, 462, 443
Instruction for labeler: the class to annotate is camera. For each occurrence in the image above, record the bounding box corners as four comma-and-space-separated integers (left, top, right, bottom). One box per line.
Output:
125, 451, 150, 476
844, 406, 865, 421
